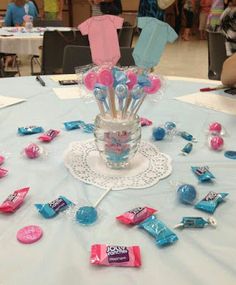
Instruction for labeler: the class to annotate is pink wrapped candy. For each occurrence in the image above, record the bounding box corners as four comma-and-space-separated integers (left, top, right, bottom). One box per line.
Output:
98, 68, 114, 87
91, 244, 141, 267
143, 75, 161, 94
0, 168, 8, 178
126, 70, 137, 90
83, 71, 98, 91
209, 122, 222, 134
23, 143, 44, 159
0, 155, 5, 165
209, 135, 224, 151
38, 129, 60, 142
0, 187, 30, 213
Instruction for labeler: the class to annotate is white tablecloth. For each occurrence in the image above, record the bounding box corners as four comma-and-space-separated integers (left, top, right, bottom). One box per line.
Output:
0, 75, 236, 285
0, 27, 71, 56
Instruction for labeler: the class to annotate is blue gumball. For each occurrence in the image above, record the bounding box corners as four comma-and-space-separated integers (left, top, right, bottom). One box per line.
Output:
177, 184, 197, 204
152, 127, 166, 141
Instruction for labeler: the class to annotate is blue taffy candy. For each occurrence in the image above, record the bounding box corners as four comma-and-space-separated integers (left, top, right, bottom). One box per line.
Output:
82, 123, 95, 134
195, 191, 228, 214
18, 126, 44, 135
191, 166, 215, 182
35, 196, 74, 218
174, 217, 217, 229
137, 74, 151, 87
64, 120, 84, 130
112, 68, 127, 87
181, 143, 193, 155
179, 131, 197, 142
139, 215, 178, 247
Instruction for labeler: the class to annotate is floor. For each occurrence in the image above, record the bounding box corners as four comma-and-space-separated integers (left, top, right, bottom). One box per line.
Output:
13, 37, 208, 79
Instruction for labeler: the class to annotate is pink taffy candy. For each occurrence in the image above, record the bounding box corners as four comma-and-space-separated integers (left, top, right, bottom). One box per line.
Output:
0, 155, 5, 165
98, 69, 114, 87
38, 129, 60, 142
143, 75, 161, 94
24, 143, 42, 159
126, 71, 137, 90
209, 135, 224, 151
83, 71, 98, 91
116, 206, 157, 225
209, 122, 222, 134
140, 117, 153, 127
0, 168, 8, 178
91, 244, 141, 267
0, 187, 30, 213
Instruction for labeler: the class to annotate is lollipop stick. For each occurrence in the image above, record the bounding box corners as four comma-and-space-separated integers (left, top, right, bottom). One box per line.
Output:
96, 99, 105, 116
122, 92, 132, 119
132, 94, 147, 118
93, 188, 112, 208
108, 88, 116, 118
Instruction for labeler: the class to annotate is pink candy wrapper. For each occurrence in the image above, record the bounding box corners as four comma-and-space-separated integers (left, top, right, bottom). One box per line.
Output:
0, 155, 5, 165
0, 167, 8, 178
91, 244, 141, 267
116, 206, 157, 225
140, 117, 153, 127
0, 187, 30, 213
38, 129, 60, 142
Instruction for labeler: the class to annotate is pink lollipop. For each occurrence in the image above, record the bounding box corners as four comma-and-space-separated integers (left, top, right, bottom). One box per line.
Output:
143, 76, 161, 94
83, 71, 98, 91
126, 71, 137, 90
98, 69, 114, 87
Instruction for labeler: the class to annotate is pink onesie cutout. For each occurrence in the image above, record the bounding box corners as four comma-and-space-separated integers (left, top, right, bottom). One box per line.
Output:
79, 15, 123, 67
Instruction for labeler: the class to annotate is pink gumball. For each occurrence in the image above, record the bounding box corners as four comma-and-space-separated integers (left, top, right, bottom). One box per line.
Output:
143, 76, 161, 94
210, 136, 224, 151
126, 71, 137, 90
98, 69, 114, 87
83, 71, 98, 91
209, 122, 222, 134
24, 143, 41, 159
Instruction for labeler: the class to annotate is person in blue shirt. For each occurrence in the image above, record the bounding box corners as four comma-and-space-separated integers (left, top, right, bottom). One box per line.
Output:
138, 0, 165, 21
4, 0, 38, 27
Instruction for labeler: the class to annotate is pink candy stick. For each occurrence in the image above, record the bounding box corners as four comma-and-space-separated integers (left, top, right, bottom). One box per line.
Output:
0, 187, 30, 213
91, 244, 141, 267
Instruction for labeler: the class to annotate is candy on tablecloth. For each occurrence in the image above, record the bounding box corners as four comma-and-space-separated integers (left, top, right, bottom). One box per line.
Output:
191, 166, 215, 182
23, 143, 45, 159
140, 117, 152, 127
152, 127, 166, 141
174, 216, 217, 229
178, 131, 197, 142
17, 225, 43, 244
181, 143, 193, 155
0, 155, 5, 165
90, 244, 141, 267
0, 167, 8, 178
224, 150, 236, 159
18, 126, 44, 135
209, 122, 222, 134
195, 191, 228, 213
35, 196, 74, 218
116, 206, 157, 225
0, 187, 30, 213
64, 120, 84, 130
139, 215, 178, 247
177, 184, 197, 204
208, 135, 224, 151
38, 129, 60, 142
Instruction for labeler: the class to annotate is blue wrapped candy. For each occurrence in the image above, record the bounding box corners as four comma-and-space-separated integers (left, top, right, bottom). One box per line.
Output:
195, 191, 228, 214
181, 143, 193, 155
174, 216, 217, 229
139, 215, 178, 247
179, 131, 197, 142
191, 166, 215, 183
35, 196, 74, 218
18, 126, 44, 135
64, 120, 84, 130
152, 127, 166, 141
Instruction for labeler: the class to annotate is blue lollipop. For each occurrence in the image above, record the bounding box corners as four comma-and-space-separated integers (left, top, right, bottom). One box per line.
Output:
115, 84, 128, 112
129, 85, 145, 115
177, 184, 197, 204
76, 188, 112, 225
94, 85, 109, 115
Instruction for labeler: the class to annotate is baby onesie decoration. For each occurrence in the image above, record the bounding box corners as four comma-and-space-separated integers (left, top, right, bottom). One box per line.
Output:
133, 17, 178, 68
79, 15, 124, 66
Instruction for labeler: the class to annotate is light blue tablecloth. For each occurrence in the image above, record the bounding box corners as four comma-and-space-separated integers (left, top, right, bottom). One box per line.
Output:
0, 76, 236, 285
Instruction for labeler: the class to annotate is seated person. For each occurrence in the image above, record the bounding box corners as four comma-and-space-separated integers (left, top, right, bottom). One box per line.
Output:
42, 0, 63, 20
4, 0, 38, 27
221, 53, 236, 86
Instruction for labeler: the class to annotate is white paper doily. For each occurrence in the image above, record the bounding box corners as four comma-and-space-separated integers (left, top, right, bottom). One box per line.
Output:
64, 140, 172, 190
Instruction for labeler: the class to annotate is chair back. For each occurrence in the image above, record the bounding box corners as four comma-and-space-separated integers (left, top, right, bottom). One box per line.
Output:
207, 31, 228, 80
118, 26, 135, 47
62, 45, 92, 74
118, 47, 135, 67
33, 18, 64, 27
41, 30, 89, 75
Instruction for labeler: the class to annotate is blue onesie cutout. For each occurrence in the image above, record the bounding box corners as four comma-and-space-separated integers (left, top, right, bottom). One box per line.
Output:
133, 17, 178, 68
